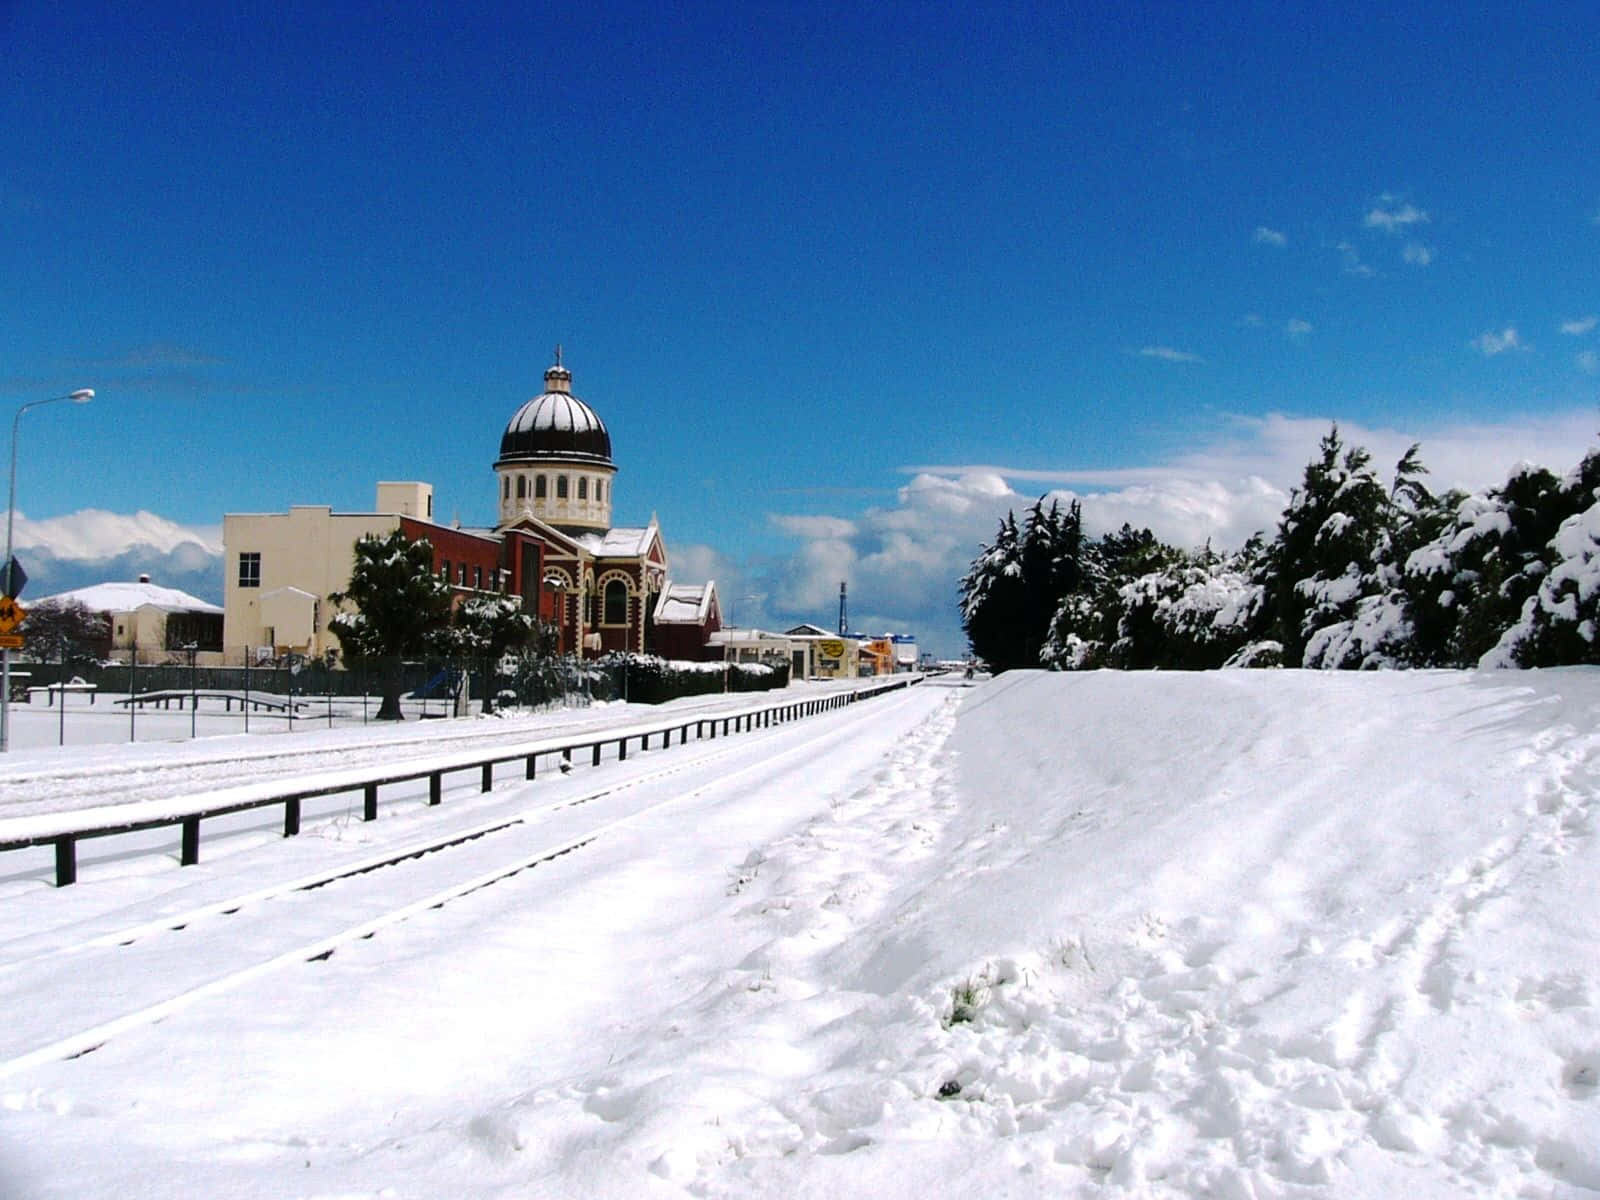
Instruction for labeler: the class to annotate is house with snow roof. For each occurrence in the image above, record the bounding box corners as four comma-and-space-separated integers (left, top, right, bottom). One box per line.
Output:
223, 353, 722, 664
34, 575, 223, 661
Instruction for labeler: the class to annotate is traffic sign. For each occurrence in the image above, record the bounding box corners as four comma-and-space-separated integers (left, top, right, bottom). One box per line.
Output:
1, 556, 26, 599
0, 634, 21, 650
0, 596, 24, 635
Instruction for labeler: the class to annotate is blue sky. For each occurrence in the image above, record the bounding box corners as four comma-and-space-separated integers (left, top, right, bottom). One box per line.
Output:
4, 2, 1597, 655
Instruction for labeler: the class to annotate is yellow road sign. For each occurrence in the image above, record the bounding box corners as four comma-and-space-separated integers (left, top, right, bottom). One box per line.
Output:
0, 634, 22, 649
0, 596, 24, 635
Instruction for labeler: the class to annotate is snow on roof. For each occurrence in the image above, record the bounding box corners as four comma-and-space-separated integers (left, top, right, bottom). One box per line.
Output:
653, 580, 717, 625
785, 623, 835, 638
33, 581, 222, 615
574, 527, 656, 558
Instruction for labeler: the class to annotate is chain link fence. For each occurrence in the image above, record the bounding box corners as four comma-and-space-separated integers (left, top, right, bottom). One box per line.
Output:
6, 649, 790, 748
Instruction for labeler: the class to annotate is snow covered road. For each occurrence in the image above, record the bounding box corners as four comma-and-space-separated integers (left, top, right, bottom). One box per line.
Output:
2, 669, 1599, 1199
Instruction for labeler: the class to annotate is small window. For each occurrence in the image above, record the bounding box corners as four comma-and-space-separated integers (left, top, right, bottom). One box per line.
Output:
473, 565, 483, 589
516, 476, 526, 499
441, 559, 451, 581
459, 564, 468, 585
597, 480, 605, 504
238, 552, 261, 588
556, 475, 568, 499
604, 579, 628, 625
503, 477, 510, 500
578, 477, 588, 500
535, 475, 547, 499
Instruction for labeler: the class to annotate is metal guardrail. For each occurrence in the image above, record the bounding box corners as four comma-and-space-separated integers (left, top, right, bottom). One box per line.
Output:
1, 677, 920, 887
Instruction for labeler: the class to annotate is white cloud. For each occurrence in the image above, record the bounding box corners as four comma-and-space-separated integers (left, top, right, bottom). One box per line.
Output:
1285, 318, 1313, 342
1364, 200, 1429, 233
1253, 226, 1287, 247
1402, 243, 1434, 266
1137, 346, 1205, 364
1471, 327, 1526, 356
1578, 350, 1599, 375
761, 411, 1598, 657
769, 514, 858, 540
8, 508, 222, 559
1561, 316, 1597, 336
1337, 241, 1374, 277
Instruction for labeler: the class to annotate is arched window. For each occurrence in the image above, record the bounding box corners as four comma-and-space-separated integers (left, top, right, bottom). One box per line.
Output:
604, 579, 629, 625
557, 475, 568, 499
515, 475, 526, 499
502, 477, 510, 500
535, 475, 547, 499
578, 477, 588, 500
597, 480, 605, 504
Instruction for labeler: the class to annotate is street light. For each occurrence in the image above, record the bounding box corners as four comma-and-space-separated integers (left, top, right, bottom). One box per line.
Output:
1, 388, 94, 753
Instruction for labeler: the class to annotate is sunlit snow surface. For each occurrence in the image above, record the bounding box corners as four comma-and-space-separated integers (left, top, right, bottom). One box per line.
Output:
2, 669, 1599, 1198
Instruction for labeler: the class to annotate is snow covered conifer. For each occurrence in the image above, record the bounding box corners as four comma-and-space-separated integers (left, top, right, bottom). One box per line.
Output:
1479, 449, 1600, 667
328, 529, 454, 719
1267, 425, 1391, 665
959, 512, 1029, 671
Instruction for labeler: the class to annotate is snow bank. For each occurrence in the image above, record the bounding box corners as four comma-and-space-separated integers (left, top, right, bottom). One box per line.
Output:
4, 670, 1599, 1199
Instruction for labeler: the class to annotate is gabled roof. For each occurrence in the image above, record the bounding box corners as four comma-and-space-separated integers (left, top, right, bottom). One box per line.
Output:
653, 579, 718, 625
574, 521, 659, 559
785, 622, 834, 638
34, 581, 222, 616
499, 512, 589, 557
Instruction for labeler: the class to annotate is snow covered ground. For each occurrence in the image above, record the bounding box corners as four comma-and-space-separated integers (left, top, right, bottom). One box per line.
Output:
2, 668, 1598, 1198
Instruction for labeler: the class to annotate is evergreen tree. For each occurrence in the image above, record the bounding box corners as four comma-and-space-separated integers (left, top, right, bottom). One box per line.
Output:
960, 499, 1092, 671
450, 594, 538, 714
1480, 450, 1600, 666
328, 530, 454, 719
1266, 425, 1390, 665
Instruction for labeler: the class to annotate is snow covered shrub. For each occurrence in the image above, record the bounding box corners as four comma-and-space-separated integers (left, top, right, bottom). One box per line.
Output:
1302, 591, 1414, 668
1111, 553, 1267, 669
1403, 456, 1597, 666
1222, 639, 1283, 668
1480, 452, 1600, 667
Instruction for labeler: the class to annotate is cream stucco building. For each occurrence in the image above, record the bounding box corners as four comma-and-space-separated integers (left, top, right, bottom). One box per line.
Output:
222, 483, 434, 661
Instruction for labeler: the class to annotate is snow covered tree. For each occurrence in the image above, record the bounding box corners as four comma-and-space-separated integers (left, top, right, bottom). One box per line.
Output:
1265, 425, 1392, 666
449, 594, 538, 714
1479, 450, 1600, 667
1110, 545, 1268, 670
328, 530, 454, 719
1402, 459, 1588, 666
961, 498, 1090, 671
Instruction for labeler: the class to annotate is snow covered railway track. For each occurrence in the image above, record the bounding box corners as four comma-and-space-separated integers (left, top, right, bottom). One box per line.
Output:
0, 684, 940, 1080
0, 719, 771, 971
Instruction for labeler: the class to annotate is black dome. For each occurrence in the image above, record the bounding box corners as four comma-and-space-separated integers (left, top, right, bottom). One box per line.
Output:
496, 361, 613, 466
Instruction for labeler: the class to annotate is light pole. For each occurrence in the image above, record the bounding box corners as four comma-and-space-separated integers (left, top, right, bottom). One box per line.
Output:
2, 388, 94, 753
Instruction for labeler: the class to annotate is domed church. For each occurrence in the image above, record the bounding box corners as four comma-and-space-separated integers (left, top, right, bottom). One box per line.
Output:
493, 350, 719, 659
222, 350, 720, 665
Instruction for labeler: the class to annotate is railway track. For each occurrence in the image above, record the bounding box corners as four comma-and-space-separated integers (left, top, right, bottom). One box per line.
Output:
0, 684, 939, 1079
